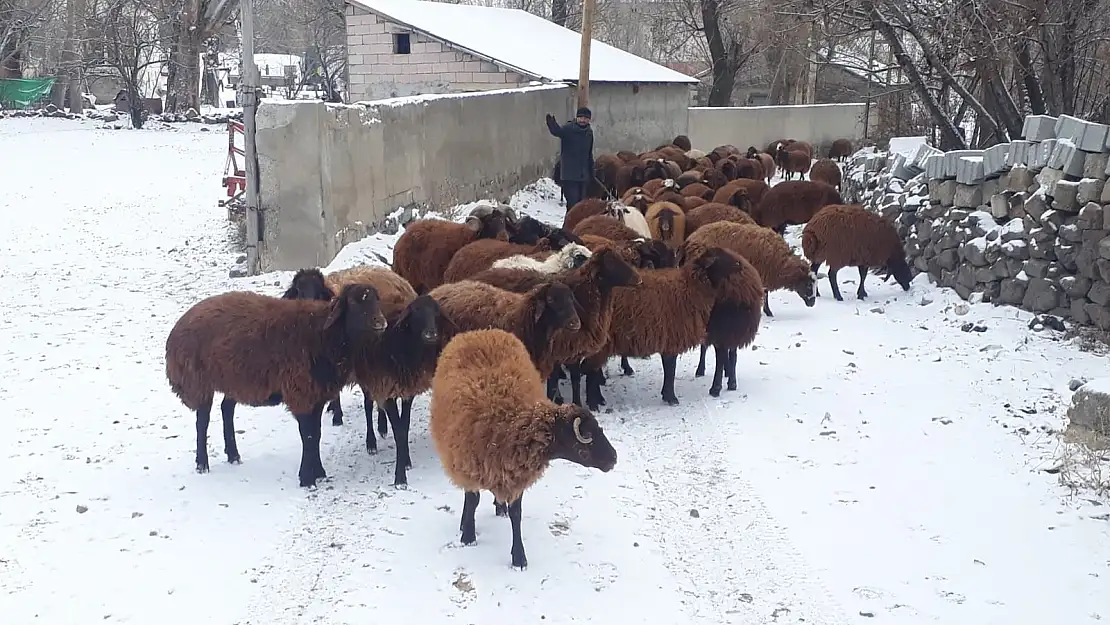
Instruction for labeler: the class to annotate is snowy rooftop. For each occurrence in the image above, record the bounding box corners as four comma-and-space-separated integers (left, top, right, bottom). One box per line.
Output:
346, 0, 698, 84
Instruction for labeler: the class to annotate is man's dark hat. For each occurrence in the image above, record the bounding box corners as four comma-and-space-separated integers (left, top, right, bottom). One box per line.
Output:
576, 107, 592, 118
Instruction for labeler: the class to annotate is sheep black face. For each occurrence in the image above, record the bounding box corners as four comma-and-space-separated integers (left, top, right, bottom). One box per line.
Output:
465, 211, 509, 240
398, 294, 443, 346
594, 247, 642, 287
694, 248, 741, 288
536, 282, 582, 331
634, 239, 676, 269
888, 258, 913, 291
283, 268, 333, 301
794, 272, 818, 307
326, 284, 388, 343
746, 146, 758, 159
508, 215, 552, 245
550, 406, 617, 472
545, 227, 584, 249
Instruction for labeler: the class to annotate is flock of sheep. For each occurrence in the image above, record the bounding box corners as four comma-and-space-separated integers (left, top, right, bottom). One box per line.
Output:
164, 134, 914, 569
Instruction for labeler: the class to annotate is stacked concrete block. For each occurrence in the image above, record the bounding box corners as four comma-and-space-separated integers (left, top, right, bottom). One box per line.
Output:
1048, 139, 1086, 177
1055, 114, 1110, 152
943, 150, 983, 179
1084, 152, 1109, 180
1006, 140, 1034, 167
924, 154, 947, 180
1032, 139, 1057, 170
1023, 115, 1059, 141
912, 144, 943, 170
983, 143, 1010, 178
956, 156, 985, 185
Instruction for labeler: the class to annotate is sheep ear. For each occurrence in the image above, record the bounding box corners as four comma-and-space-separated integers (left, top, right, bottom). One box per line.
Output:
323, 294, 348, 330
533, 286, 549, 323
464, 216, 482, 231
281, 286, 300, 300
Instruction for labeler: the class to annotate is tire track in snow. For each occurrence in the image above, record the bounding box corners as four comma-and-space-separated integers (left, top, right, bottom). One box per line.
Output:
599, 373, 852, 625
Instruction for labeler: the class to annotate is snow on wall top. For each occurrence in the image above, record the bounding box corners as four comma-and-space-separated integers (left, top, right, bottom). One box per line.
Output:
887, 136, 928, 159
346, 0, 698, 84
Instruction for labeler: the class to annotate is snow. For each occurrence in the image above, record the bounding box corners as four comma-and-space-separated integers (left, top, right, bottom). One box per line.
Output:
887, 136, 928, 160
2, 118, 1110, 625
353, 82, 567, 109
347, 0, 697, 84
1078, 377, 1110, 395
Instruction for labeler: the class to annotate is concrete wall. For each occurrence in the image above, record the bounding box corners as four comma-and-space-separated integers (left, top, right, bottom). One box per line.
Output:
255, 84, 574, 271
586, 82, 691, 153
687, 103, 867, 154
345, 4, 530, 102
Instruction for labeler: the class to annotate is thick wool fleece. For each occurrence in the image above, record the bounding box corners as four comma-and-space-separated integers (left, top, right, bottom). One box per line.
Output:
392, 216, 505, 292
801, 204, 906, 271
685, 222, 810, 293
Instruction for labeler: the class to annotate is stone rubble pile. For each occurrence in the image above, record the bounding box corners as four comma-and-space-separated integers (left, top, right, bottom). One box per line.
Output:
843, 114, 1110, 330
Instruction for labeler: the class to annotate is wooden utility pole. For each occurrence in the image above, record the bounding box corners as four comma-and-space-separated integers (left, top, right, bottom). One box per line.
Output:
240, 0, 261, 274
577, 0, 596, 107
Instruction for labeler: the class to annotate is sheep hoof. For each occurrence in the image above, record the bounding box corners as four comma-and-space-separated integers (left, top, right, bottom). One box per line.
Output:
196, 462, 210, 474
366, 445, 378, 455
461, 531, 476, 545
709, 386, 721, 398
662, 395, 680, 406
299, 475, 318, 488
727, 380, 737, 391
393, 482, 408, 490
494, 503, 509, 517
511, 552, 528, 570
226, 453, 241, 465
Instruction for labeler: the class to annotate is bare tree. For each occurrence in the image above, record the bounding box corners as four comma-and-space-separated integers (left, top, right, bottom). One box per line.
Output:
162, 0, 236, 113
95, 0, 163, 127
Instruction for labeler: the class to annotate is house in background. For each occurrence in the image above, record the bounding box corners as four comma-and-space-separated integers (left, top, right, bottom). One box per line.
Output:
341, 0, 697, 151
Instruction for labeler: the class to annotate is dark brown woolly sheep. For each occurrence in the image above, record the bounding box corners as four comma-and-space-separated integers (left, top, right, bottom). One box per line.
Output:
653, 189, 687, 208
776, 147, 812, 180
595, 153, 623, 195
829, 138, 853, 161
623, 192, 653, 215
620, 186, 647, 202
429, 280, 582, 368
801, 204, 913, 301
573, 214, 642, 242
577, 235, 676, 270
645, 201, 687, 249
753, 180, 843, 234
790, 141, 814, 157
442, 229, 581, 283
735, 158, 762, 180
581, 247, 748, 407
701, 166, 729, 190
675, 170, 704, 188
642, 177, 676, 198
693, 248, 765, 397
756, 153, 775, 183
642, 159, 671, 182
685, 202, 757, 234
429, 328, 617, 569
809, 158, 842, 190
712, 179, 769, 208
616, 150, 639, 163
716, 158, 740, 181
672, 135, 693, 152
680, 182, 715, 201
684, 196, 709, 210
615, 161, 648, 196
563, 198, 608, 232
392, 209, 509, 293
166, 284, 388, 487
685, 222, 816, 316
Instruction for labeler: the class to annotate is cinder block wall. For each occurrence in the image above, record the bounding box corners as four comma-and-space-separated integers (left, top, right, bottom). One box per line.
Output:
345, 5, 531, 101
255, 84, 574, 271
586, 82, 692, 154
845, 113, 1110, 330
687, 103, 868, 154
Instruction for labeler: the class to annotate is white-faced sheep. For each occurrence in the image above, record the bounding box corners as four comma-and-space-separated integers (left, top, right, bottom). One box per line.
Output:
492, 243, 592, 273
801, 204, 913, 301
604, 201, 652, 238
429, 328, 617, 569
442, 228, 582, 283
166, 284, 388, 487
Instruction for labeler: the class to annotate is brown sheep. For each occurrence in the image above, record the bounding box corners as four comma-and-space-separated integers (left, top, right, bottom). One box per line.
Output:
392, 209, 509, 293
745, 148, 775, 184
429, 328, 617, 569
573, 214, 642, 242
753, 180, 843, 234
700, 166, 729, 190
712, 179, 769, 208
578, 235, 676, 270
642, 177, 676, 198
696, 248, 765, 397
645, 201, 687, 249
466, 247, 642, 406
680, 182, 715, 201
776, 147, 812, 180
684, 196, 709, 210
801, 204, 913, 301
675, 170, 704, 188
430, 280, 582, 366
620, 186, 647, 202
684, 222, 816, 317
809, 158, 842, 190
563, 198, 608, 232
829, 138, 853, 161
166, 284, 388, 487
653, 189, 687, 207
685, 202, 757, 235
442, 228, 581, 283
581, 246, 749, 407
615, 161, 648, 196
623, 192, 653, 215
716, 158, 739, 181
736, 158, 762, 180
616, 150, 639, 163
594, 153, 623, 195
672, 135, 693, 151
789, 141, 814, 157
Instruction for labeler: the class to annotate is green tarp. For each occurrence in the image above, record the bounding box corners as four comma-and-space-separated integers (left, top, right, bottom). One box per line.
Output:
0, 77, 57, 108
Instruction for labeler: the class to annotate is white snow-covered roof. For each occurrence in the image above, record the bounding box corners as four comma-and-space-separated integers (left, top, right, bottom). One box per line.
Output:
346, 0, 697, 84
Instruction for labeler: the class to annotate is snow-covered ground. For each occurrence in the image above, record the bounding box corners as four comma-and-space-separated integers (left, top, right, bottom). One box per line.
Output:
1, 118, 1108, 625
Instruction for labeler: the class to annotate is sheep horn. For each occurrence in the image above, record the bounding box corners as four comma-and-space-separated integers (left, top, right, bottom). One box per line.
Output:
573, 416, 592, 444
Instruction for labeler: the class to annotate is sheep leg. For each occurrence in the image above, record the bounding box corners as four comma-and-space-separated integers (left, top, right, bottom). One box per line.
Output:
362, 392, 378, 455
460, 491, 480, 545
566, 362, 584, 407
377, 405, 389, 438
220, 397, 241, 465
695, 342, 708, 377
327, 396, 344, 427
726, 348, 738, 391
494, 501, 509, 517
828, 267, 845, 301
295, 404, 327, 488
856, 265, 869, 300
383, 398, 411, 488
508, 495, 528, 570
709, 345, 726, 397
585, 368, 606, 411
811, 261, 822, 296
400, 397, 414, 470
620, 356, 634, 376
546, 372, 565, 405
762, 290, 774, 317
660, 354, 680, 405
195, 398, 213, 473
